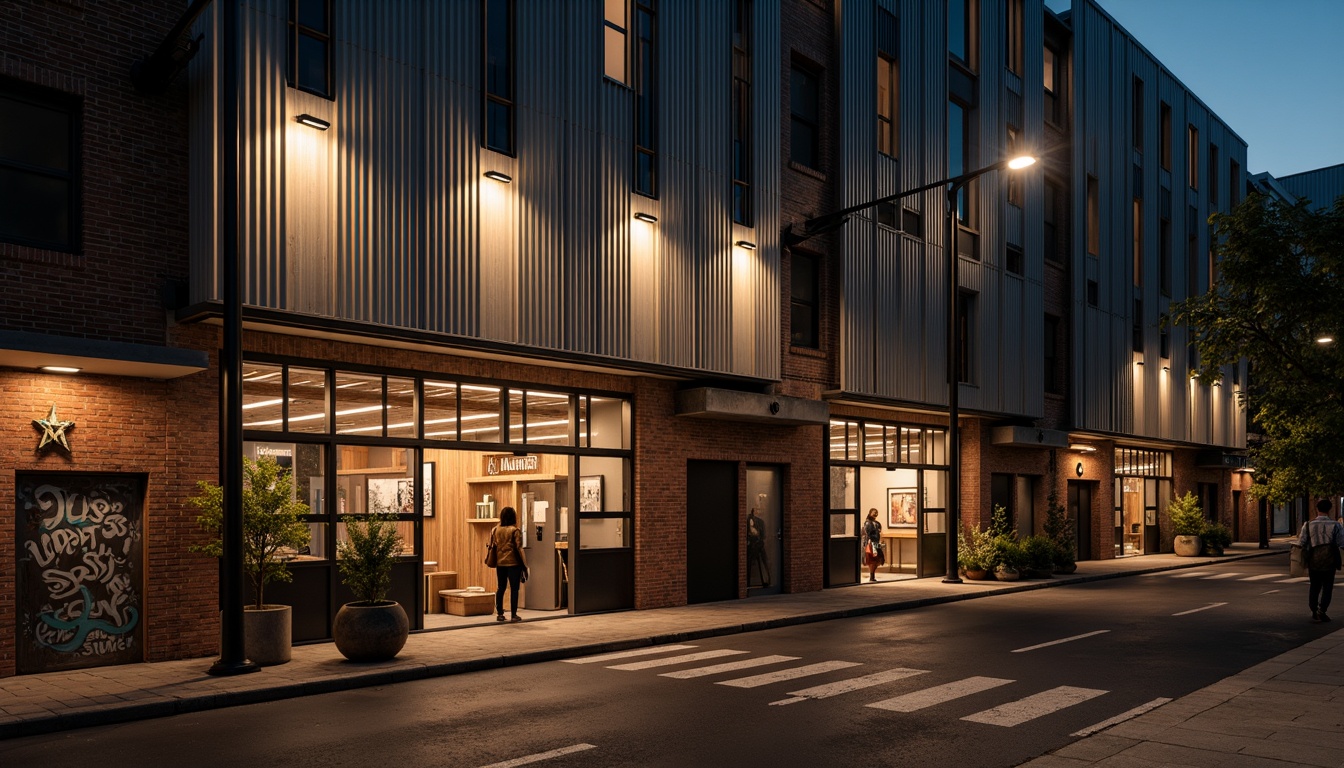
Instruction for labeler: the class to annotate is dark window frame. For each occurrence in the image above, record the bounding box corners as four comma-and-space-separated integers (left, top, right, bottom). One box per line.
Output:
1044, 314, 1061, 394
790, 60, 822, 170
633, 0, 658, 197
1043, 44, 1060, 125
1132, 76, 1144, 152
790, 249, 821, 349
1159, 101, 1172, 170
1006, 0, 1024, 75
957, 290, 977, 384
483, 0, 516, 155
288, 0, 333, 99
732, 0, 752, 223
0, 79, 81, 253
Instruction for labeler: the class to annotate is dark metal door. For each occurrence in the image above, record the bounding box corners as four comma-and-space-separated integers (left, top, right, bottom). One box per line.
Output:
687, 461, 738, 604
1068, 481, 1093, 561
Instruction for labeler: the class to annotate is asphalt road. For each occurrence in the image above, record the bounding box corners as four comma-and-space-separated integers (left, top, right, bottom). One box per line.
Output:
2, 556, 1328, 768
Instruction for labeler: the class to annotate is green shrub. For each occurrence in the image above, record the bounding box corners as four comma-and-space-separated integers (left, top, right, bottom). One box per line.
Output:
338, 514, 404, 604
994, 536, 1026, 571
1203, 521, 1233, 551
1169, 492, 1205, 536
958, 524, 998, 571
1021, 535, 1058, 573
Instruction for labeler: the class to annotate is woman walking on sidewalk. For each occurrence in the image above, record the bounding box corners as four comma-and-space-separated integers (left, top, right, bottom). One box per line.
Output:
1299, 498, 1344, 622
863, 508, 885, 582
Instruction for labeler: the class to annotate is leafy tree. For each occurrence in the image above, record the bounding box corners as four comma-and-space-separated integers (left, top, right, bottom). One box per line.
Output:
338, 514, 404, 604
1170, 193, 1344, 502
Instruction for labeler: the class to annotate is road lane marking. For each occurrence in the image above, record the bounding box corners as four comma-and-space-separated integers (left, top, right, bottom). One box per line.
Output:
1202, 572, 1243, 580
607, 649, 747, 670
962, 685, 1108, 727
660, 655, 799, 679
866, 676, 1014, 712
1172, 602, 1228, 616
1261, 589, 1281, 595
1238, 574, 1279, 581
1170, 571, 1208, 578
1011, 630, 1110, 653
479, 744, 597, 767
562, 645, 697, 664
717, 660, 860, 688
1277, 577, 1308, 583
1071, 697, 1173, 736
769, 667, 930, 705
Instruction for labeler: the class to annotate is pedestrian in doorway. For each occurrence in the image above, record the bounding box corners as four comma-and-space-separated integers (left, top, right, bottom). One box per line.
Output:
492, 506, 529, 623
1299, 498, 1344, 623
863, 508, 885, 582
747, 508, 771, 587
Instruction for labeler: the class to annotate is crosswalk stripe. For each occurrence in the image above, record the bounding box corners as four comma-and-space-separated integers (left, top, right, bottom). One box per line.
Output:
962, 685, 1107, 727
1238, 574, 1279, 581
769, 667, 930, 706
866, 676, 1014, 713
1277, 577, 1308, 583
660, 655, 799, 679
1201, 572, 1243, 580
716, 660, 860, 689
1170, 571, 1207, 578
607, 649, 747, 671
562, 645, 697, 664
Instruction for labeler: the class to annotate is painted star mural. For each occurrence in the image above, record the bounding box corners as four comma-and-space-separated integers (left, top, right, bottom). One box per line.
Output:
33, 404, 75, 452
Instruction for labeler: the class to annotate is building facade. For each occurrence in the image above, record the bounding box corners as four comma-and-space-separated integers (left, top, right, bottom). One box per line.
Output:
0, 0, 1255, 677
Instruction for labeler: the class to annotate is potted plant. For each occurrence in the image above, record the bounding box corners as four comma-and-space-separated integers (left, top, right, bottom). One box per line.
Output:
189, 455, 312, 666
1021, 535, 1058, 579
993, 537, 1024, 581
1042, 469, 1077, 573
334, 513, 409, 662
958, 523, 997, 580
1202, 521, 1233, 555
1169, 491, 1205, 556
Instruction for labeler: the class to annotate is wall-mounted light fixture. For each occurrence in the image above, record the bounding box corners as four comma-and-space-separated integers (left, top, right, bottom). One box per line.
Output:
1135, 360, 1144, 366
1069, 443, 1096, 453
1213, 380, 1222, 387
1162, 365, 1170, 372
634, 212, 658, 223
40, 366, 82, 374
484, 170, 513, 183
295, 113, 331, 130
735, 240, 757, 250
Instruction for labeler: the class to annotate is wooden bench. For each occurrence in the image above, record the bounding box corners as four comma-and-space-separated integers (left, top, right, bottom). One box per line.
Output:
439, 589, 495, 616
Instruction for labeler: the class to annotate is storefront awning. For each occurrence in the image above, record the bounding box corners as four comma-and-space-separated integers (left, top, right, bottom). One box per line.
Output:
0, 330, 209, 380
674, 387, 830, 426
990, 425, 1070, 449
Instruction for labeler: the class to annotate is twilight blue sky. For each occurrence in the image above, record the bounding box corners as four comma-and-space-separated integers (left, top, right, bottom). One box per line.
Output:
1047, 0, 1344, 177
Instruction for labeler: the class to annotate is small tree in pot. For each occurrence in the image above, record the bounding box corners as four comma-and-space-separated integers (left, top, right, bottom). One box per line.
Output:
334, 514, 409, 662
189, 456, 311, 665
1169, 492, 1205, 556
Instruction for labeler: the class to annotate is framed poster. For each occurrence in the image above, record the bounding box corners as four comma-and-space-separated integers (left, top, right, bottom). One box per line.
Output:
367, 478, 400, 515
888, 487, 917, 528
579, 475, 603, 512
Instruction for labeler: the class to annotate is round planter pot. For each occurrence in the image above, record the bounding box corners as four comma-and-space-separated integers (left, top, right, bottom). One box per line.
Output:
1173, 534, 1203, 557
994, 566, 1020, 582
243, 604, 292, 666
963, 568, 989, 581
334, 601, 409, 662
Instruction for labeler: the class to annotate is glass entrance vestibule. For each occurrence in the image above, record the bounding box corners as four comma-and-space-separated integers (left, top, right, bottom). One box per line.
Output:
239, 358, 633, 641
1114, 447, 1171, 557
826, 419, 949, 585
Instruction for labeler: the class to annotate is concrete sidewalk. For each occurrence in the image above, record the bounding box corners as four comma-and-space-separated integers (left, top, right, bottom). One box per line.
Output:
0, 542, 1298, 744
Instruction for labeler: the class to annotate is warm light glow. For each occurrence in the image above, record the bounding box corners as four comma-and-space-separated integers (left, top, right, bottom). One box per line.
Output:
634, 212, 658, 223
295, 113, 331, 130
1317, 335, 1334, 345
40, 366, 82, 374
1007, 155, 1037, 170
1070, 443, 1097, 453
735, 240, 757, 250
484, 170, 513, 183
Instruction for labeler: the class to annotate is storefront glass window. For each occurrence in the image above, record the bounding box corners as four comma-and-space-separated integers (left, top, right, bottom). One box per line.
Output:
864, 424, 885, 462
829, 465, 855, 510
334, 372, 384, 435
423, 380, 458, 440
242, 363, 284, 430
288, 367, 328, 433
586, 396, 629, 449
924, 469, 947, 509
900, 427, 921, 463
924, 428, 947, 465
244, 441, 327, 559
526, 390, 572, 445
386, 376, 417, 438
829, 420, 850, 460
460, 384, 501, 442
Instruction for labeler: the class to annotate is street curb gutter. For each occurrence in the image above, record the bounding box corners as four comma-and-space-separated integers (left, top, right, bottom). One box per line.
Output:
0, 548, 1281, 740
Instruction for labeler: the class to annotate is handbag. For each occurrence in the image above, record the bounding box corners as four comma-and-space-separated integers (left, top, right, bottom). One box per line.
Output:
484, 527, 499, 568
863, 540, 875, 557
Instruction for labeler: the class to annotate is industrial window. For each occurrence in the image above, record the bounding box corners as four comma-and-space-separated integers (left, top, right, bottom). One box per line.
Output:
790, 250, 820, 349
633, 0, 657, 197
1086, 279, 1098, 307
902, 208, 923, 237
0, 79, 80, 252
1006, 0, 1024, 75
790, 62, 821, 170
1187, 205, 1199, 297
1043, 45, 1059, 124
1132, 198, 1142, 287
1187, 124, 1199, 190
732, 0, 752, 224
949, 100, 973, 224
1159, 216, 1172, 297
288, 0, 332, 98
1159, 101, 1171, 170
1229, 159, 1241, 205
877, 8, 899, 158
1044, 314, 1061, 394
1006, 124, 1023, 206
957, 291, 977, 383
604, 0, 628, 83
1086, 174, 1099, 257
1044, 178, 1061, 264
1006, 243, 1024, 275
1132, 299, 1144, 353
1132, 76, 1143, 151
949, 0, 975, 69
876, 201, 897, 230
1208, 144, 1219, 207
483, 0, 515, 154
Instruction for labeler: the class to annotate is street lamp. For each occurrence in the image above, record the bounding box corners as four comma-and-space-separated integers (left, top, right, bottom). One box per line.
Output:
784, 154, 1036, 584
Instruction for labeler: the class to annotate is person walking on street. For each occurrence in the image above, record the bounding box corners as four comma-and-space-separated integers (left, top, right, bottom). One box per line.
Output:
1299, 498, 1344, 622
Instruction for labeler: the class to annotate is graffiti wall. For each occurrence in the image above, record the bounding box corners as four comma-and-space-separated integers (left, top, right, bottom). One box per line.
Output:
16, 473, 146, 674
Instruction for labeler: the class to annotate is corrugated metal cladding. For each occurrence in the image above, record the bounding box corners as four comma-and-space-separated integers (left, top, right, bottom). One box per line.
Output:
1071, 0, 1245, 449
188, 0, 781, 380
1279, 164, 1344, 212
836, 0, 1046, 421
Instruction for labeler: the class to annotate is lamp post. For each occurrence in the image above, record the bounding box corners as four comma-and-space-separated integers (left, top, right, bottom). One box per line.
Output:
784, 155, 1036, 584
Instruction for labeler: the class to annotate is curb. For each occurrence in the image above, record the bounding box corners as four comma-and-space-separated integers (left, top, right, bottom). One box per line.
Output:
0, 548, 1283, 740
